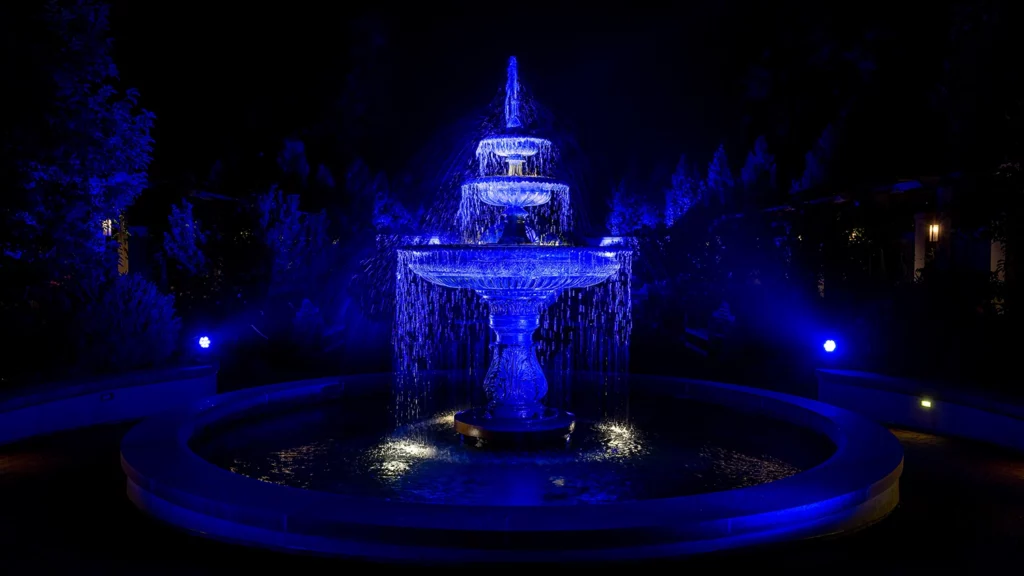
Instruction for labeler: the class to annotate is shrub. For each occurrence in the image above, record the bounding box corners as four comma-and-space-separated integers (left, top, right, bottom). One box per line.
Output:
73, 273, 181, 373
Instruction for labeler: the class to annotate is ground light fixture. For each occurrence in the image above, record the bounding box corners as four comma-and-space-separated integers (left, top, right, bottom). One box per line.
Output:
823, 339, 837, 353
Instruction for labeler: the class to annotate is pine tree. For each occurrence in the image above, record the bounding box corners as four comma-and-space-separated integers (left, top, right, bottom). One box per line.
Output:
790, 124, 835, 194
163, 199, 207, 276
371, 172, 413, 232
740, 135, 776, 193
315, 164, 336, 189
706, 144, 735, 206
608, 179, 659, 234
607, 179, 634, 235
665, 154, 702, 227
277, 138, 310, 187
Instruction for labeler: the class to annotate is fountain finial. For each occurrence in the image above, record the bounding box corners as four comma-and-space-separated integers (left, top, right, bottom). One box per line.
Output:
504, 56, 522, 129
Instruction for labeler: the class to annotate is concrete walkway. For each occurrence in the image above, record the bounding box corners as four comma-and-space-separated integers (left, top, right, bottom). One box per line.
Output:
1, 424, 1021, 573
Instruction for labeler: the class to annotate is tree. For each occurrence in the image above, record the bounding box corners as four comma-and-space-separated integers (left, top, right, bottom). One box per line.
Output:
706, 145, 735, 206
739, 135, 776, 198
0, 1, 175, 381
163, 199, 207, 275
5, 0, 154, 277
665, 154, 703, 227
277, 138, 310, 188
315, 164, 336, 189
253, 186, 330, 293
790, 124, 835, 194
370, 173, 413, 233
607, 179, 659, 235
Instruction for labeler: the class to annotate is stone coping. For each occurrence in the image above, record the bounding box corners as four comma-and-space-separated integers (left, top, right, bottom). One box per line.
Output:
0, 365, 217, 413
817, 369, 1024, 421
121, 373, 903, 562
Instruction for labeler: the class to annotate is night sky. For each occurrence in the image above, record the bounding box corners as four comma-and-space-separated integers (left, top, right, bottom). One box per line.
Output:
105, 1, 1021, 225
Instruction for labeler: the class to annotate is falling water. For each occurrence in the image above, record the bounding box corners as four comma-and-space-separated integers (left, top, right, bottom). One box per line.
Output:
389, 57, 633, 421
393, 249, 632, 424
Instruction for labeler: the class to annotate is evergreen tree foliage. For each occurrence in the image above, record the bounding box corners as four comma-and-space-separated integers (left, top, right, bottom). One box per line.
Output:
665, 154, 703, 227
790, 124, 835, 194
607, 179, 659, 235
5, 0, 154, 276
253, 186, 331, 295
163, 199, 207, 275
740, 135, 777, 195
371, 173, 413, 233
0, 1, 178, 382
277, 138, 310, 187
706, 144, 735, 206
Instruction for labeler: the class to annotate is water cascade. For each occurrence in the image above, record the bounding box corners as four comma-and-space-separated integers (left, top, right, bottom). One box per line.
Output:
394, 57, 632, 439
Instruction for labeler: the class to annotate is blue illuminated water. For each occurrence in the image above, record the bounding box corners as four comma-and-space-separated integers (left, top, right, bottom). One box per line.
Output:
193, 373, 835, 505
505, 56, 523, 129
392, 56, 632, 381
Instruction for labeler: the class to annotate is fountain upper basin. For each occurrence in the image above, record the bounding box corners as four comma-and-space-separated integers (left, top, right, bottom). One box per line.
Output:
401, 245, 619, 294
475, 134, 551, 158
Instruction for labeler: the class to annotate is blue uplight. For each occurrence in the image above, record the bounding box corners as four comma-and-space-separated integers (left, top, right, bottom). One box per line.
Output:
823, 339, 836, 353
199, 336, 211, 349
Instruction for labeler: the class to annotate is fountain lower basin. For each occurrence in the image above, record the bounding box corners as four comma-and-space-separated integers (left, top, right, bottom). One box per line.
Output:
401, 245, 618, 292
121, 372, 904, 562
402, 245, 620, 442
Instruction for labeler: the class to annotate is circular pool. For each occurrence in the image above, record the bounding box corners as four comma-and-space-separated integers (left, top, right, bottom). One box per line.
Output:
121, 372, 903, 562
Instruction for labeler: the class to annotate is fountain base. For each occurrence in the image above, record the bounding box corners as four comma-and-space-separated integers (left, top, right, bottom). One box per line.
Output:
454, 407, 575, 444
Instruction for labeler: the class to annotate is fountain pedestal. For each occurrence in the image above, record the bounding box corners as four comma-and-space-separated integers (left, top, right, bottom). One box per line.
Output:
453, 294, 576, 442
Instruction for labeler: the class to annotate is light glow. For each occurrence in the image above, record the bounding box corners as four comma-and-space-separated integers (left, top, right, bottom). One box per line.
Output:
198, 336, 211, 349
920, 399, 932, 408
823, 339, 836, 353
928, 224, 939, 242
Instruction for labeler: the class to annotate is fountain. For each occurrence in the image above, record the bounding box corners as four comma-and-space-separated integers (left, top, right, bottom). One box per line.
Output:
121, 56, 903, 562
399, 57, 619, 441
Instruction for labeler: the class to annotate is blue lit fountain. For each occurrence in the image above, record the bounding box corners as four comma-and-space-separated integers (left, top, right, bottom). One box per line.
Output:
400, 57, 620, 441
121, 56, 903, 562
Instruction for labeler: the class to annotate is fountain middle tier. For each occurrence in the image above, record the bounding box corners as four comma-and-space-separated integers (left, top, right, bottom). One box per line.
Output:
464, 176, 569, 209
401, 245, 620, 442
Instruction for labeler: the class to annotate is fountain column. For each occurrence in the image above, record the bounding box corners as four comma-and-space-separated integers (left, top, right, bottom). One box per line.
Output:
481, 297, 548, 419
452, 289, 576, 442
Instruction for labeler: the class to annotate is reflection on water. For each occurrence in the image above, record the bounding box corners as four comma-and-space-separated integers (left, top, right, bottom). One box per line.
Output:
202, 411, 821, 506
195, 373, 834, 506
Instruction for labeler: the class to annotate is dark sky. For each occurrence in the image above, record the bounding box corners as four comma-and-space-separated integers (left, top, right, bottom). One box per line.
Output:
107, 2, 752, 176
104, 0, 1021, 223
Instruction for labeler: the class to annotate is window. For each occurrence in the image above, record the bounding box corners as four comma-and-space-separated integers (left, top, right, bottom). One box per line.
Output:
928, 223, 939, 242
102, 219, 113, 237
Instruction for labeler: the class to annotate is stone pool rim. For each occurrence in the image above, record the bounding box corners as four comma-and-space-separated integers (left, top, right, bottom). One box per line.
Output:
121, 372, 903, 562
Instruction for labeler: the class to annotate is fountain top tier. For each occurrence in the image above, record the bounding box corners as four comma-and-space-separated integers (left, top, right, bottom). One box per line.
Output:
474, 57, 553, 159
406, 55, 619, 293
466, 56, 563, 214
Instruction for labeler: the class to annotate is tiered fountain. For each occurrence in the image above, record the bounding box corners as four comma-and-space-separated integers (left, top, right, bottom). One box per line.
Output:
400, 57, 620, 441
123, 56, 903, 560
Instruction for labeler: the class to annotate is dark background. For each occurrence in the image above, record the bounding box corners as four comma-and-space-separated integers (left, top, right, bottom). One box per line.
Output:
106, 0, 1022, 227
